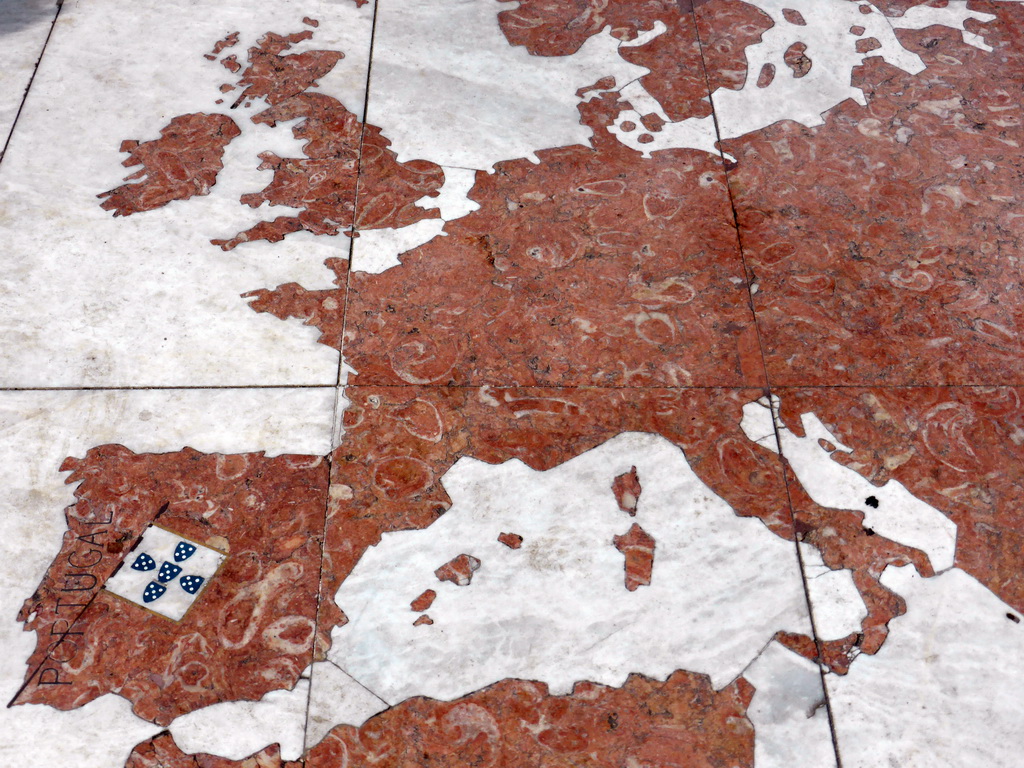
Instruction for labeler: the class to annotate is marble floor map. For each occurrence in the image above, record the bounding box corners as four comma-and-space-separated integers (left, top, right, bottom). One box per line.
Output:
1, 0, 1023, 766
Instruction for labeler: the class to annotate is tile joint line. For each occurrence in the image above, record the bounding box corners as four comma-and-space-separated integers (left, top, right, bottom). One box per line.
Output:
689, 7, 844, 768
0, 0, 65, 168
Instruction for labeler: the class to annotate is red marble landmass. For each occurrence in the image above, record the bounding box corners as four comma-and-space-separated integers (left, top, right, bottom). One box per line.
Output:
212, 92, 443, 250
125, 733, 298, 768
14, 447, 329, 725
101, 26, 444, 252
498, 532, 524, 549
209, 31, 239, 56
757, 385, 1024, 673
312, 385, 917, 667
612, 465, 642, 515
410, 589, 436, 612
252, 92, 764, 388
125, 669, 754, 768
233, 31, 341, 106
97, 113, 241, 216
210, 28, 444, 250
613, 522, 656, 591
693, 0, 773, 95
305, 672, 755, 768
497, 0, 714, 123
315, 385, 963, 677
435, 554, 482, 587
778, 385, 1024, 618
707, 3, 1024, 385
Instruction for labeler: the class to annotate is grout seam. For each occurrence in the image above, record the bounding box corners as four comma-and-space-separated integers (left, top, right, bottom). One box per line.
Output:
303, 0, 383, 757
689, 7, 845, 767
0, 0, 64, 168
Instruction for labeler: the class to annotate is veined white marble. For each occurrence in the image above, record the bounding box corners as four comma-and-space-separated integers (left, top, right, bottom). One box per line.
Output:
171, 671, 310, 761
169, 660, 391, 759
329, 432, 855, 701
829, 564, 1024, 767
366, 0, 656, 172
799, 542, 868, 639
304, 661, 390, 749
349, 219, 445, 273
745, 641, 837, 768
0, 387, 334, 767
0, 0, 56, 151
0, 0, 376, 386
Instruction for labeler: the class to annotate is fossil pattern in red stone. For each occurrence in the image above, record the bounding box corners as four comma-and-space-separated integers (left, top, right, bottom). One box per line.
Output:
252, 92, 764, 388
57, 2, 1024, 765
693, 0, 774, 94
124, 668, 754, 768
97, 114, 241, 216
318, 388, 789, 652
613, 522, 656, 591
212, 91, 444, 251
771, 386, 1024, 672
304, 671, 755, 768
14, 447, 329, 725
612, 465, 642, 515
709, 5, 1024, 385
100, 26, 444, 252
498, 0, 714, 123
125, 732, 298, 768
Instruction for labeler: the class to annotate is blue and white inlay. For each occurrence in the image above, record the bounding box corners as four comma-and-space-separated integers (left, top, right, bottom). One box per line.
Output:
104, 525, 225, 620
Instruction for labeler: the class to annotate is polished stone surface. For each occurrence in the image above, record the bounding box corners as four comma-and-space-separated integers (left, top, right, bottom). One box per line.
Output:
2, 1, 1023, 766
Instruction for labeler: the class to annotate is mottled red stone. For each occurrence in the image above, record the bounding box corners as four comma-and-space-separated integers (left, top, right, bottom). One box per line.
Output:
125, 732, 298, 768
221, 55, 242, 74
242, 258, 346, 349
781, 7, 806, 26
435, 554, 482, 587
98, 113, 240, 216
612, 466, 642, 515
856, 37, 882, 54
215, 92, 443, 251
694, 0, 773, 94
613, 523, 656, 591
640, 112, 667, 132
232, 31, 338, 107
498, 0, 714, 122
210, 31, 240, 56
253, 92, 764, 388
413, 615, 434, 627
123, 669, 754, 768
315, 386, 801, 660
411, 589, 436, 612
498, 532, 523, 549
304, 671, 755, 768
783, 41, 811, 77
210, 27, 443, 250
774, 386, 1024, 674
14, 447, 329, 725
101, 26, 443, 252
708, 2, 1024, 385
